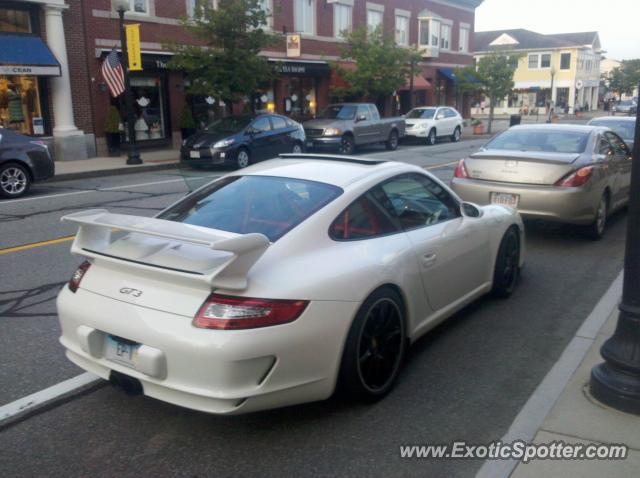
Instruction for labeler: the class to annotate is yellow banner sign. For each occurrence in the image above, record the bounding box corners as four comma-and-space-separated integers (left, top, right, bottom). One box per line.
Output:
125, 23, 142, 71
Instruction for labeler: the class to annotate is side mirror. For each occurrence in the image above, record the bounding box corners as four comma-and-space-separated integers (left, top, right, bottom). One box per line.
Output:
461, 202, 483, 218
356, 114, 367, 122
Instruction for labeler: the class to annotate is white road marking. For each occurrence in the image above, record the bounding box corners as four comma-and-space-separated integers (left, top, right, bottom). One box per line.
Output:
0, 372, 100, 423
0, 176, 218, 205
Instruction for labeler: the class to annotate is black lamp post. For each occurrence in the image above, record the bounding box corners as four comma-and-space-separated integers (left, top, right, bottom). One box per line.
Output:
590, 81, 640, 414
113, 0, 142, 165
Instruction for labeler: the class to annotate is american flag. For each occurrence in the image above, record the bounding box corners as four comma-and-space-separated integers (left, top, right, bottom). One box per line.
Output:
101, 49, 125, 98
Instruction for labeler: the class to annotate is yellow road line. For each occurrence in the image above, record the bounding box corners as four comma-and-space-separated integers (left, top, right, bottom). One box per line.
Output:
0, 235, 75, 255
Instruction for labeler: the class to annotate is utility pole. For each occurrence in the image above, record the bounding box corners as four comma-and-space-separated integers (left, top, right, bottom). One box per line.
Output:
548, 67, 556, 123
590, 81, 640, 414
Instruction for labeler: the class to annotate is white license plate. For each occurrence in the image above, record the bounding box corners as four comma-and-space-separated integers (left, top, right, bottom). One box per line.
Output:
491, 192, 519, 208
189, 150, 200, 158
105, 336, 140, 369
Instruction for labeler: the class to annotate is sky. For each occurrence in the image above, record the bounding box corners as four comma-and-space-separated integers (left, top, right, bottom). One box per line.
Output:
475, 0, 640, 60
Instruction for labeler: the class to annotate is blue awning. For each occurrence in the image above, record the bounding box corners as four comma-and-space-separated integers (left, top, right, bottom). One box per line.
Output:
0, 34, 61, 76
438, 67, 457, 82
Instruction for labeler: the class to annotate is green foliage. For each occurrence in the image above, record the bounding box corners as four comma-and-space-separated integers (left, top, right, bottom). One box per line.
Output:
334, 25, 419, 103
606, 59, 640, 96
179, 103, 196, 129
104, 105, 121, 134
167, 0, 280, 107
473, 53, 519, 133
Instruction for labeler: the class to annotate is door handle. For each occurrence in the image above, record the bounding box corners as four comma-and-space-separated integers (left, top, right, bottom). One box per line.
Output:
421, 253, 437, 268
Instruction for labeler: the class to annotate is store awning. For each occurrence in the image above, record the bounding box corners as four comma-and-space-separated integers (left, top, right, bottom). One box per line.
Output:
399, 75, 432, 91
438, 67, 458, 82
0, 34, 61, 77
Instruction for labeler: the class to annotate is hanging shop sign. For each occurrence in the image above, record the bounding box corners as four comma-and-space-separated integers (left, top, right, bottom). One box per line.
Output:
286, 34, 301, 58
125, 24, 142, 71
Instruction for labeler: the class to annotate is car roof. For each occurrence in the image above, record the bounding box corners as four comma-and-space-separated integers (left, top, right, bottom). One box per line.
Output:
589, 116, 636, 122
509, 124, 600, 133
234, 155, 417, 188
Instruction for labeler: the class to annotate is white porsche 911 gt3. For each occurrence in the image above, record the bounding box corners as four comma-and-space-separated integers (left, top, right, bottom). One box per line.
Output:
57, 154, 524, 415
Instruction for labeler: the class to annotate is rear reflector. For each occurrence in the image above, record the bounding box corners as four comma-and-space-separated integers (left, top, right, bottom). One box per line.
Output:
555, 166, 594, 187
68, 261, 91, 293
454, 159, 470, 179
194, 295, 309, 330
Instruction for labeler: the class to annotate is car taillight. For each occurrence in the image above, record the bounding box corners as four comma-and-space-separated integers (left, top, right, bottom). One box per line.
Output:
555, 166, 594, 187
68, 261, 91, 293
194, 294, 309, 330
454, 159, 470, 178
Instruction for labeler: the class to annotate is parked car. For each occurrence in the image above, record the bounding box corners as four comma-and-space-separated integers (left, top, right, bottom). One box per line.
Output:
588, 116, 636, 150
612, 100, 637, 116
451, 124, 631, 239
0, 128, 54, 199
57, 154, 523, 415
404, 106, 464, 145
180, 114, 305, 169
303, 103, 405, 154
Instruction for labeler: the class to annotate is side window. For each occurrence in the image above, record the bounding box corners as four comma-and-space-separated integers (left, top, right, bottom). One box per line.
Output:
435, 108, 446, 120
357, 105, 371, 121
368, 105, 380, 120
605, 132, 629, 156
446, 108, 457, 118
329, 186, 401, 240
380, 174, 460, 230
271, 116, 287, 130
250, 117, 271, 133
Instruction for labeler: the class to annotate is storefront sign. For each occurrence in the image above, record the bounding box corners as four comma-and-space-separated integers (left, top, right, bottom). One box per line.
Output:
286, 34, 301, 58
271, 61, 331, 77
32, 117, 44, 135
0, 65, 60, 76
125, 24, 143, 71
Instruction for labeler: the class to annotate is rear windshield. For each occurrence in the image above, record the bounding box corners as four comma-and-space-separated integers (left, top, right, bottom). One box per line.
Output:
159, 176, 342, 242
485, 129, 590, 154
589, 120, 635, 141
406, 108, 436, 119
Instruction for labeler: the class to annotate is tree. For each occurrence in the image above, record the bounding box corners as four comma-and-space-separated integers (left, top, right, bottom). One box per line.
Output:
453, 65, 481, 115
606, 59, 640, 98
474, 53, 518, 134
167, 0, 279, 115
334, 25, 419, 114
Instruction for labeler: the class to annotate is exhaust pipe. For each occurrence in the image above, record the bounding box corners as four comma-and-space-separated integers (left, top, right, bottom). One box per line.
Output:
109, 370, 143, 396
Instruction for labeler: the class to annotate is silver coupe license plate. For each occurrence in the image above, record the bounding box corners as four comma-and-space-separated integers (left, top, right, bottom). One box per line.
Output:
189, 150, 200, 158
491, 192, 519, 208
105, 335, 140, 369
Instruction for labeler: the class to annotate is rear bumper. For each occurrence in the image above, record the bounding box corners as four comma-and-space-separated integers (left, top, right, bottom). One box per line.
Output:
450, 178, 600, 225
56, 287, 358, 415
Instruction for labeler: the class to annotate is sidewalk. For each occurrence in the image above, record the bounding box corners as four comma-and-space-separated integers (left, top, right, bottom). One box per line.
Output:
50, 149, 181, 182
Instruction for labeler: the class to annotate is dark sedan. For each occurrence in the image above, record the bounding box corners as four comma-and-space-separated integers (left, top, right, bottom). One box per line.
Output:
0, 128, 54, 199
180, 114, 305, 169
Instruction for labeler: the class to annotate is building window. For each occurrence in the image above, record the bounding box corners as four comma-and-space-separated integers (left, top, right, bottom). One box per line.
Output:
560, 52, 571, 70
541, 53, 551, 68
0, 9, 32, 33
419, 19, 429, 46
295, 0, 315, 35
395, 13, 409, 46
126, 76, 167, 142
528, 54, 539, 69
431, 19, 440, 46
129, 0, 149, 14
334, 3, 352, 38
440, 23, 451, 50
366, 4, 383, 34
0, 76, 43, 135
459, 25, 469, 52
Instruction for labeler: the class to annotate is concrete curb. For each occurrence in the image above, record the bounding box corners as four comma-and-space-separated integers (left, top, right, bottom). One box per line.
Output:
47, 162, 180, 183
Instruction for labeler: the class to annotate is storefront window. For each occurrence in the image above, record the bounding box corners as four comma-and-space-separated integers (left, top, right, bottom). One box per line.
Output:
287, 78, 316, 120
0, 9, 32, 33
0, 76, 43, 135
126, 76, 166, 142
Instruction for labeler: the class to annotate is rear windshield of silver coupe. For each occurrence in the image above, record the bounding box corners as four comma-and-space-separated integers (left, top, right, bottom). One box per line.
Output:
485, 130, 590, 154
159, 176, 342, 242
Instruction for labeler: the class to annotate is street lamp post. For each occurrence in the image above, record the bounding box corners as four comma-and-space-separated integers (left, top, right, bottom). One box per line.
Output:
547, 67, 556, 123
113, 0, 142, 165
590, 81, 640, 415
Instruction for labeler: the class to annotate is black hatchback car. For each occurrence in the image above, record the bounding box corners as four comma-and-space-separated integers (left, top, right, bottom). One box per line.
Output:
0, 128, 54, 199
180, 114, 306, 169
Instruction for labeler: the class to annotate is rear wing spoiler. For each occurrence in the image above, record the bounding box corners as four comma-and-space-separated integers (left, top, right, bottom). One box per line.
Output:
61, 209, 270, 290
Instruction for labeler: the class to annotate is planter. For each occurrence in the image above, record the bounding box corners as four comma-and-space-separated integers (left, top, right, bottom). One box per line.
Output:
181, 127, 196, 141
105, 132, 121, 156
473, 124, 485, 135
551, 115, 560, 123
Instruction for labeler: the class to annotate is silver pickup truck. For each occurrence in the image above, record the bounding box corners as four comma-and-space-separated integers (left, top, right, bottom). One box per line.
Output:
303, 103, 405, 154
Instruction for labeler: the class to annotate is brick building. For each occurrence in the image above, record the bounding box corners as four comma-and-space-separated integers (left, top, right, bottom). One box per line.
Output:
0, 0, 482, 159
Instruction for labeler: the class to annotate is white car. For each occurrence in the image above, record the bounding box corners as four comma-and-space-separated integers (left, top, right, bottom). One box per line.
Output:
404, 106, 464, 145
56, 154, 524, 415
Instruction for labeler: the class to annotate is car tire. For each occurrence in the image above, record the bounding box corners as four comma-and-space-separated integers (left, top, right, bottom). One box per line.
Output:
426, 128, 437, 146
585, 193, 608, 240
385, 130, 399, 150
0, 163, 31, 199
491, 227, 521, 298
340, 135, 356, 155
236, 148, 250, 169
338, 287, 406, 402
450, 126, 461, 143
292, 142, 303, 154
